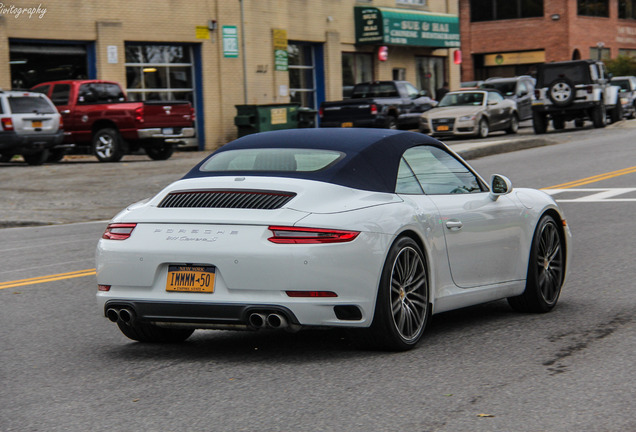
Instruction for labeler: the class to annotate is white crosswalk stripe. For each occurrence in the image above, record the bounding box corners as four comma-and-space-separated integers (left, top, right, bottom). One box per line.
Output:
542, 188, 636, 202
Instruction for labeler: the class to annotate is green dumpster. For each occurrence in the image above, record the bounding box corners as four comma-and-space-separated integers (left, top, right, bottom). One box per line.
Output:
234, 104, 299, 137
298, 107, 318, 128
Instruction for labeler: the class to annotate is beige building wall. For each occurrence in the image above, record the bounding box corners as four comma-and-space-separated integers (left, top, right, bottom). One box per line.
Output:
2, 0, 460, 150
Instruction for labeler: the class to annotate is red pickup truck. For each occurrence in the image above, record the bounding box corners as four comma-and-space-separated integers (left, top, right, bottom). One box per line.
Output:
31, 80, 195, 162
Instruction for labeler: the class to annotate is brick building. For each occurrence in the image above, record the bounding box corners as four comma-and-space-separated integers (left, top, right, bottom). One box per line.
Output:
460, 0, 636, 82
0, 0, 461, 150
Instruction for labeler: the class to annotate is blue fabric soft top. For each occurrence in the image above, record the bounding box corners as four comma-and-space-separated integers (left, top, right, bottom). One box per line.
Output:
183, 128, 445, 193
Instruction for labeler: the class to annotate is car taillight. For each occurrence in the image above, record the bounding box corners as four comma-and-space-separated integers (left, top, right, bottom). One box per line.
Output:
135, 106, 144, 124
1, 117, 14, 131
370, 104, 378, 115
586, 85, 593, 94
534, 89, 540, 99
58, 116, 64, 130
190, 107, 196, 122
102, 223, 137, 240
268, 226, 359, 244
318, 106, 324, 119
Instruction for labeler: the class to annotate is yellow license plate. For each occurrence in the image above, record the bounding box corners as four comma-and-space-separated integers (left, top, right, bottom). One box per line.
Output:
436, 125, 449, 131
166, 265, 215, 293
32, 121, 42, 128
341, 122, 353, 128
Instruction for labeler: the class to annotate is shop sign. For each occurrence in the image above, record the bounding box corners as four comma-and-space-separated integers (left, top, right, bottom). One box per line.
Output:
484, 50, 545, 67
354, 6, 459, 48
195, 26, 210, 40
273, 29, 288, 71
223, 26, 239, 58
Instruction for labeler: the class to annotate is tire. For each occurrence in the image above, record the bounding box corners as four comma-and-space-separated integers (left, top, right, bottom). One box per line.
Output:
364, 237, 429, 351
47, 149, 66, 163
506, 114, 519, 134
22, 149, 49, 166
609, 103, 622, 124
591, 104, 606, 129
548, 78, 575, 107
117, 320, 194, 343
0, 153, 15, 162
145, 144, 174, 160
92, 128, 124, 162
533, 111, 547, 134
477, 118, 489, 138
552, 116, 565, 130
508, 215, 564, 313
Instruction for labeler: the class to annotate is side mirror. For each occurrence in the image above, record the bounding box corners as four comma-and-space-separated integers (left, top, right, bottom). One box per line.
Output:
489, 174, 512, 200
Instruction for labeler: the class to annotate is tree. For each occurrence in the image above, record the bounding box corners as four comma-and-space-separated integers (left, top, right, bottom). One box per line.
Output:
604, 55, 636, 76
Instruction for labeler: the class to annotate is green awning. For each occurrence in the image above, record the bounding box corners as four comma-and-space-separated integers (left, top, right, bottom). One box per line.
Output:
355, 6, 460, 48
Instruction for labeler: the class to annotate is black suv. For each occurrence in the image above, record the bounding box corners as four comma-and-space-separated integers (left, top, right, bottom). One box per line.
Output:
532, 60, 621, 133
480, 75, 535, 121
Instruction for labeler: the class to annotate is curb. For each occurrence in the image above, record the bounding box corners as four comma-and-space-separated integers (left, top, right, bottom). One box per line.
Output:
454, 137, 557, 160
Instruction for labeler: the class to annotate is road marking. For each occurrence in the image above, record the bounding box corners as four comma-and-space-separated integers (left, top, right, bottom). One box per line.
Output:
543, 188, 636, 202
0, 269, 96, 290
543, 166, 636, 189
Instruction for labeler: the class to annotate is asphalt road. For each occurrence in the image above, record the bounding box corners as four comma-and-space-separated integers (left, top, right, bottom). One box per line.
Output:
1, 122, 635, 431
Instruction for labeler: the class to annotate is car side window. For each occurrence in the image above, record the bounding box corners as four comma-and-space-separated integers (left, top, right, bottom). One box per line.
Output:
396, 158, 424, 194
517, 81, 527, 96
51, 84, 70, 106
31, 85, 50, 96
402, 146, 483, 195
488, 92, 503, 104
404, 82, 420, 99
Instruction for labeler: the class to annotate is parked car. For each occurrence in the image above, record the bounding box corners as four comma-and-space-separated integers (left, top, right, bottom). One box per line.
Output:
610, 75, 636, 119
96, 128, 570, 351
419, 89, 519, 138
532, 60, 621, 133
0, 89, 64, 165
480, 75, 535, 120
31, 80, 195, 162
319, 81, 437, 129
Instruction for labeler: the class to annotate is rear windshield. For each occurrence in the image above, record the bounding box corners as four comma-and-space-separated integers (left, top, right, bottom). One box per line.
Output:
612, 79, 631, 92
200, 148, 344, 172
78, 83, 126, 104
8, 96, 56, 114
351, 83, 399, 98
481, 81, 515, 96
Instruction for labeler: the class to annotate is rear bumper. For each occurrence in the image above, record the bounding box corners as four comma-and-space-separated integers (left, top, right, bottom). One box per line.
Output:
0, 130, 64, 153
137, 127, 196, 140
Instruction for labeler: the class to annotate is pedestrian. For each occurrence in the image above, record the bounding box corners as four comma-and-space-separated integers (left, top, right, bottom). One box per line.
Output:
436, 82, 449, 100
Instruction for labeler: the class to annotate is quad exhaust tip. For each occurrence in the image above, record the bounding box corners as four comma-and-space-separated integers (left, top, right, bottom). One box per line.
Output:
106, 307, 135, 324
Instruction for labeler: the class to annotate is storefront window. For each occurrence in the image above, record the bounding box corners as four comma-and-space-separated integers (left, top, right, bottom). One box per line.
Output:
288, 43, 318, 108
342, 52, 373, 98
471, 0, 544, 22
125, 44, 194, 102
416, 57, 445, 100
619, 0, 636, 19
578, 0, 609, 17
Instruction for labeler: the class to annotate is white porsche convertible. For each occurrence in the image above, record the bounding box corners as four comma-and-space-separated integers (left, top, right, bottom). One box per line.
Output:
96, 128, 571, 350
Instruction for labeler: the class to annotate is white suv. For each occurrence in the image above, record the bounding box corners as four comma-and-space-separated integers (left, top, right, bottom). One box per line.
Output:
532, 60, 621, 133
0, 90, 64, 165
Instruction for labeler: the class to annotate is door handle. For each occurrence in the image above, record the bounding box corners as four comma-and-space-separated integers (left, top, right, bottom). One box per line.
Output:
60, 110, 71, 115
445, 220, 463, 230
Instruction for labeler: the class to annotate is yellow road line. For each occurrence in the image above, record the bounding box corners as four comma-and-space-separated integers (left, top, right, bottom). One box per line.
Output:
542, 166, 636, 190
0, 269, 96, 290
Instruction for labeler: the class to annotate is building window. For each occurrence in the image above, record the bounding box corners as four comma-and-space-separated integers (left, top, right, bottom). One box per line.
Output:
342, 52, 373, 98
578, 0, 609, 17
590, 47, 611, 61
470, 0, 543, 22
619, 0, 636, 19
619, 49, 636, 57
125, 44, 194, 102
